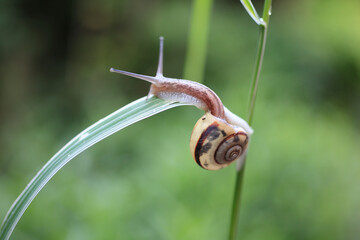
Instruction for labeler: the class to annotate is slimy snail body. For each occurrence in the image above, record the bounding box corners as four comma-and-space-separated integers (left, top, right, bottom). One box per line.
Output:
110, 37, 253, 170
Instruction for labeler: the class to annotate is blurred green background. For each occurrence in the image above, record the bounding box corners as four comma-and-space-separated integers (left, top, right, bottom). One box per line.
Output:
1, 0, 360, 239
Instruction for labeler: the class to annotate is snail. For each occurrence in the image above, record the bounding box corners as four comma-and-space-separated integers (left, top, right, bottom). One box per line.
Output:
110, 37, 253, 170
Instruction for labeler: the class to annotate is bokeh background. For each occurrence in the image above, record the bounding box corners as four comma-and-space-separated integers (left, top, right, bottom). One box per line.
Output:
1, 0, 360, 239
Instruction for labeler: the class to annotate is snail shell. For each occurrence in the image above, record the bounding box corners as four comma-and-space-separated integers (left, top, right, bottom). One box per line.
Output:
190, 112, 249, 170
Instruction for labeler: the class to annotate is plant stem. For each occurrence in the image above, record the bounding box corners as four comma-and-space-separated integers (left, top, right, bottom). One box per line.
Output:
228, 1, 271, 239
247, 24, 268, 124
229, 160, 247, 240
184, 0, 213, 82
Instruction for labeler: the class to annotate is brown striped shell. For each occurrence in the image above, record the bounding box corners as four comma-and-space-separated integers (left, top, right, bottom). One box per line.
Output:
190, 112, 249, 170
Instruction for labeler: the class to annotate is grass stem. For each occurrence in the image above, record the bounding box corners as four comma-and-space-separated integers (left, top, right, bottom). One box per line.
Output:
228, 1, 272, 239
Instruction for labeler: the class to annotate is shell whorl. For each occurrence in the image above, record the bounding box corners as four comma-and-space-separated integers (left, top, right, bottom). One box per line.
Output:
214, 132, 247, 164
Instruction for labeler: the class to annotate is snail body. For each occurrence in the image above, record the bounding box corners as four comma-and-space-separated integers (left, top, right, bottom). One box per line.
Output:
110, 37, 253, 170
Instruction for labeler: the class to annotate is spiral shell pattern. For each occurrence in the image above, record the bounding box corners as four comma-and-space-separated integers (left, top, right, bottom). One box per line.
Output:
190, 113, 249, 170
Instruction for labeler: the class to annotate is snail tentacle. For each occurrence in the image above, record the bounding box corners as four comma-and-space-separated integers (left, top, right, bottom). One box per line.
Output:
156, 36, 164, 77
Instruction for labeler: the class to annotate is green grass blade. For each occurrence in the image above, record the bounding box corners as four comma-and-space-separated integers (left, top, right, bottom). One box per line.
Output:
0, 96, 185, 240
239, 0, 261, 25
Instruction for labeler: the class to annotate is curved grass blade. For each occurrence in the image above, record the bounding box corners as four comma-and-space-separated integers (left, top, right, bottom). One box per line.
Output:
239, 0, 261, 25
0, 96, 186, 240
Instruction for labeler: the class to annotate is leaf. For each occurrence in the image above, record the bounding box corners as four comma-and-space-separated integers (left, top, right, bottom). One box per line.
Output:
239, 0, 262, 25
0, 96, 186, 240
